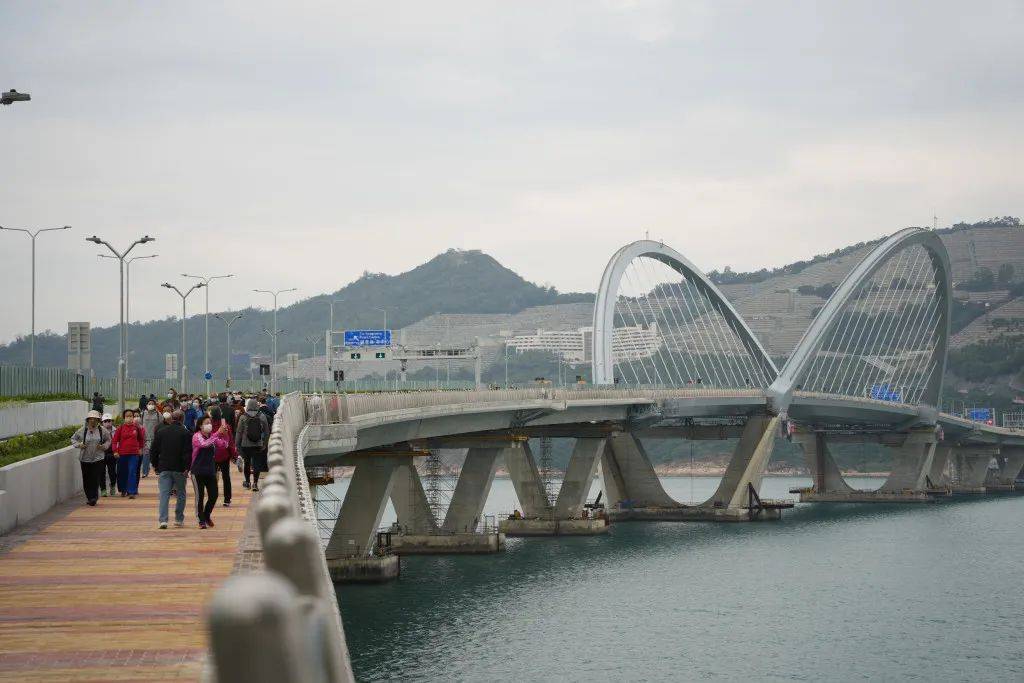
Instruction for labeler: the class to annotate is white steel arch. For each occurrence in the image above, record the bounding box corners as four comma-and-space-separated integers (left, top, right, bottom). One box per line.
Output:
592, 240, 778, 386
768, 227, 951, 411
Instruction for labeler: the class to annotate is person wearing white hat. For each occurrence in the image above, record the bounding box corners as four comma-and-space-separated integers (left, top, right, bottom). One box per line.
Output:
71, 410, 111, 506
99, 413, 117, 496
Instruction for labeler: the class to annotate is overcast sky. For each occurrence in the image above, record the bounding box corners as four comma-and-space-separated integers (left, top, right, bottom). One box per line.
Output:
1, 1, 1021, 342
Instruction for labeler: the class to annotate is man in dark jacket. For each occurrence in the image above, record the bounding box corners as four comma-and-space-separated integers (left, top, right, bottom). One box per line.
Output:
150, 410, 192, 529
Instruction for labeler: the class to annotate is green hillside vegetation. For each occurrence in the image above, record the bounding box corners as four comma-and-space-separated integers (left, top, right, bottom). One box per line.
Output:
0, 250, 590, 380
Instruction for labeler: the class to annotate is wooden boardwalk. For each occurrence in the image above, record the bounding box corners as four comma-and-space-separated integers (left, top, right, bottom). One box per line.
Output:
0, 464, 254, 682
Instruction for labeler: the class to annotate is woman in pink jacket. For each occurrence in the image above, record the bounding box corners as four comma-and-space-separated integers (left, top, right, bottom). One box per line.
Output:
190, 416, 229, 529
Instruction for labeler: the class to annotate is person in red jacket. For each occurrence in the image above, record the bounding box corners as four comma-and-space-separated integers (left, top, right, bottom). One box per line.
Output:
111, 408, 146, 498
209, 407, 239, 507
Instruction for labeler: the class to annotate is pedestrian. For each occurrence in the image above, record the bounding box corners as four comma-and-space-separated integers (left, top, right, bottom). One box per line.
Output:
140, 399, 161, 479
184, 397, 203, 432
258, 395, 275, 432
235, 398, 269, 490
190, 415, 226, 529
112, 408, 145, 499
71, 410, 111, 506
150, 410, 191, 529
137, 394, 148, 414
209, 407, 238, 507
99, 413, 118, 497
91, 392, 105, 413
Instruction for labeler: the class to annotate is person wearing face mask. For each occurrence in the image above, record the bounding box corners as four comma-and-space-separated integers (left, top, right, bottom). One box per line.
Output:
140, 401, 161, 479
71, 410, 111, 506
235, 398, 269, 490
99, 414, 118, 497
150, 410, 192, 529
183, 399, 203, 432
112, 409, 145, 499
209, 407, 238, 507
190, 416, 227, 529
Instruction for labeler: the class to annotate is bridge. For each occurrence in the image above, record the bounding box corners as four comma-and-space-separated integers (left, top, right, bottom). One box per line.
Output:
206, 227, 1024, 682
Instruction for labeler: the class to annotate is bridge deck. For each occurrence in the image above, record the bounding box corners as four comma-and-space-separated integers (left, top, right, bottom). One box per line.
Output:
0, 466, 252, 681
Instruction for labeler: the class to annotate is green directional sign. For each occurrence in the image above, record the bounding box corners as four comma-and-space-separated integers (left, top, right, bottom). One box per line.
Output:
350, 352, 362, 360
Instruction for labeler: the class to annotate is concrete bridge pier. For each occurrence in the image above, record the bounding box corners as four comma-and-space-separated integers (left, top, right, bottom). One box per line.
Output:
501, 439, 609, 536
605, 418, 788, 522
390, 450, 504, 554
796, 428, 940, 503
950, 445, 999, 494
700, 415, 786, 520
927, 443, 953, 488
325, 457, 401, 582
988, 446, 1024, 491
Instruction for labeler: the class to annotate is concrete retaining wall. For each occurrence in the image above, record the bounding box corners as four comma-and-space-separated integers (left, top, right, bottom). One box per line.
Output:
0, 445, 82, 534
0, 400, 89, 440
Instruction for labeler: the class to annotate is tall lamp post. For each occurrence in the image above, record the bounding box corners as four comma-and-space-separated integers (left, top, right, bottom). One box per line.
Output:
214, 313, 244, 387
304, 334, 322, 392
0, 225, 71, 366
262, 327, 285, 391
183, 272, 233, 396
99, 253, 158, 377
254, 288, 296, 392
161, 281, 205, 390
87, 234, 156, 416
329, 298, 345, 334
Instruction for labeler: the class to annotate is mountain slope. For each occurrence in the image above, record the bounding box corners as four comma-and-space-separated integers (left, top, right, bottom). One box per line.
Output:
0, 249, 591, 379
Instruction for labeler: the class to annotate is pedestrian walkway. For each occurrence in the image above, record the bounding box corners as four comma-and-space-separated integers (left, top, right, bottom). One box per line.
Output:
0, 465, 254, 681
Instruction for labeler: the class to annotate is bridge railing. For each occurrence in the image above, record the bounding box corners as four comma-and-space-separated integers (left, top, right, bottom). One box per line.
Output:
303, 386, 767, 424
206, 392, 354, 682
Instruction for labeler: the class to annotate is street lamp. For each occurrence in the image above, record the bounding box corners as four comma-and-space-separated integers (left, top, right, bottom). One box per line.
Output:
304, 334, 322, 392
214, 312, 244, 387
87, 234, 155, 415
329, 298, 345, 333
99, 253, 157, 377
161, 281, 205, 389
1, 89, 30, 106
372, 306, 388, 330
0, 225, 71, 366
262, 327, 285, 390
183, 272, 233, 396
254, 288, 296, 392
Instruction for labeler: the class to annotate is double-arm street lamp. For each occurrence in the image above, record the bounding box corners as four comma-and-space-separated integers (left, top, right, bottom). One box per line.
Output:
254, 288, 296, 392
304, 334, 323, 392
87, 234, 156, 415
262, 326, 286, 390
214, 312, 244, 387
161, 281, 205, 390
183, 272, 233, 396
0, 225, 71, 366
99, 253, 158, 377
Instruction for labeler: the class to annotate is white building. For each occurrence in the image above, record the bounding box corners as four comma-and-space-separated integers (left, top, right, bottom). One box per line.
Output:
508, 324, 660, 364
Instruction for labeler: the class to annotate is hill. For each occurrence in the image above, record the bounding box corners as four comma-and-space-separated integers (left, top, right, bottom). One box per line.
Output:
0, 249, 591, 379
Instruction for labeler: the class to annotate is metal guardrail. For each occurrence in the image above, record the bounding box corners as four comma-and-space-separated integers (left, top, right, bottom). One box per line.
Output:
206, 392, 354, 682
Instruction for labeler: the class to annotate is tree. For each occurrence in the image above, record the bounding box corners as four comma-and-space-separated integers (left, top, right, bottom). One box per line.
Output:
997, 263, 1015, 286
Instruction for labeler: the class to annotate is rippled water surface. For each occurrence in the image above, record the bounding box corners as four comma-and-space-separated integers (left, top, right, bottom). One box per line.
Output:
334, 477, 1024, 681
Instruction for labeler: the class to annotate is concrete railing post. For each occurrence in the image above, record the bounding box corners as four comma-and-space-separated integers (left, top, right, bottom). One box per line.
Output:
208, 574, 313, 683
265, 518, 353, 682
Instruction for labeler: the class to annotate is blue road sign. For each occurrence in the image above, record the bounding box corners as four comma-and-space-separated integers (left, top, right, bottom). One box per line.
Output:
344, 329, 392, 347
204, 371, 213, 380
